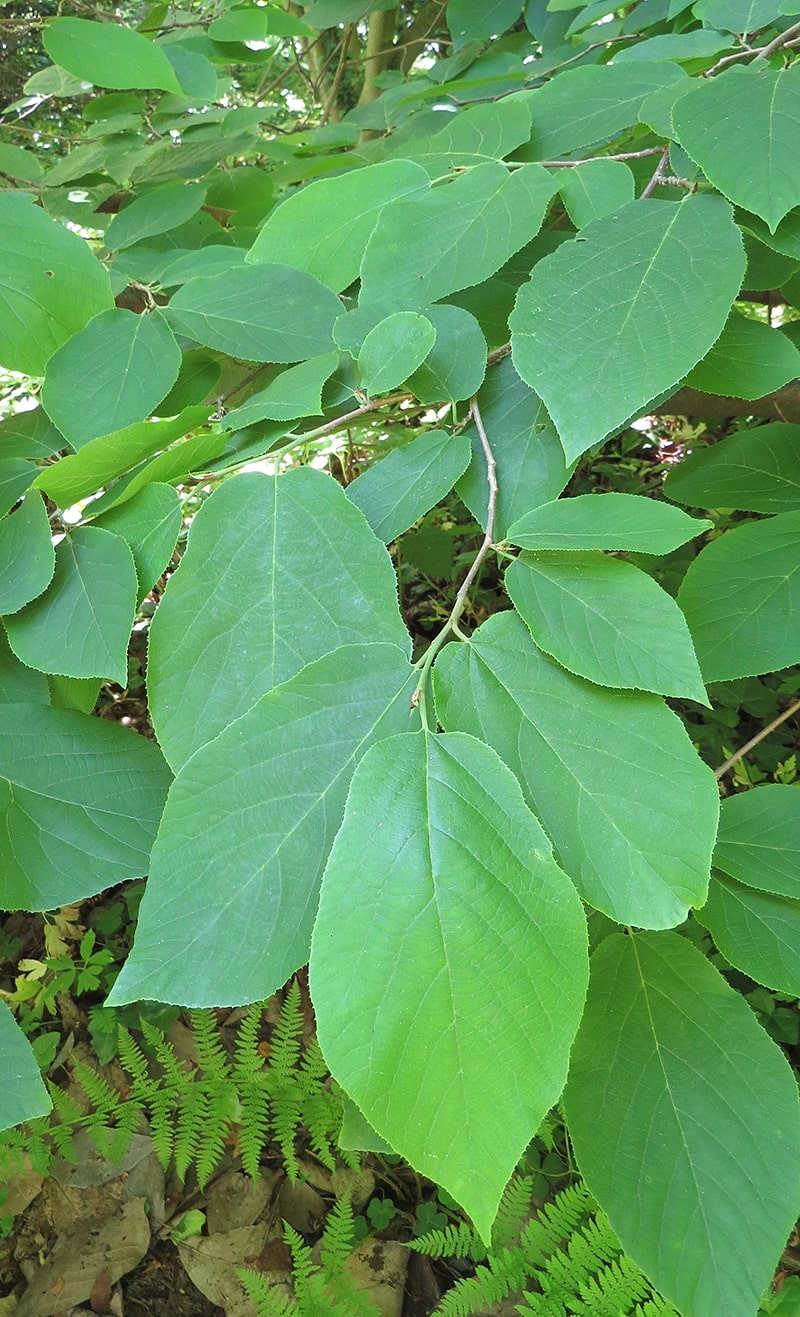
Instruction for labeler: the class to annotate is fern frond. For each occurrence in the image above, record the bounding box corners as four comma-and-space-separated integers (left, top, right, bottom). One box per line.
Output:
518, 1182, 593, 1261
141, 1019, 187, 1090
493, 1173, 534, 1249
234, 1001, 268, 1084
173, 1084, 208, 1182
284, 1220, 316, 1303
71, 1057, 121, 1119
147, 1087, 177, 1171
436, 1245, 530, 1317
271, 1083, 302, 1181
190, 1008, 231, 1082
238, 1076, 271, 1180
408, 1221, 483, 1261
195, 1087, 237, 1189
238, 1267, 297, 1317
303, 1086, 339, 1174
270, 981, 303, 1085
117, 1026, 155, 1096
320, 1192, 354, 1277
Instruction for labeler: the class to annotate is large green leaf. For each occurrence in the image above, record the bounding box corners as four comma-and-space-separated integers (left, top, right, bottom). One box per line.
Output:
685, 314, 800, 400
0, 192, 113, 376
165, 264, 341, 362
672, 63, 800, 233
108, 644, 417, 1009
564, 932, 800, 1317
346, 430, 471, 543
0, 702, 171, 910
104, 181, 209, 251
92, 483, 182, 605
558, 160, 635, 228
147, 468, 410, 771
0, 461, 35, 519
0, 495, 55, 615
42, 309, 181, 446
4, 527, 138, 685
310, 729, 588, 1243
713, 784, 800, 898
456, 357, 572, 538
447, 0, 524, 42
703, 0, 785, 30
358, 312, 436, 396
505, 492, 711, 553
698, 873, 800, 997
33, 407, 211, 506
359, 163, 557, 311
406, 304, 487, 404
510, 196, 745, 461
222, 353, 339, 429
0, 406, 64, 461
247, 160, 429, 292
387, 100, 533, 176
664, 423, 800, 515
677, 512, 800, 681
0, 631, 49, 706
506, 552, 709, 704
0, 1002, 51, 1132
43, 17, 183, 93
433, 611, 718, 928
86, 429, 227, 515
521, 61, 685, 159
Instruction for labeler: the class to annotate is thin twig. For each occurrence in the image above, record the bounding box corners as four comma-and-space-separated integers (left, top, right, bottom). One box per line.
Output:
640, 147, 670, 199
297, 393, 415, 443
754, 17, 800, 58
714, 696, 800, 781
538, 146, 665, 168
706, 16, 800, 73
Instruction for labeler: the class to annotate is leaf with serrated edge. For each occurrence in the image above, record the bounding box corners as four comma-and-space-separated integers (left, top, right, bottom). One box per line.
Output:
346, 430, 471, 544
713, 784, 800, 898
510, 196, 745, 461
506, 492, 711, 553
433, 610, 718, 928
564, 932, 800, 1317
5, 526, 137, 684
108, 644, 417, 1009
677, 511, 800, 681
147, 468, 410, 771
506, 552, 709, 704
664, 422, 800, 515
0, 1001, 51, 1131
0, 495, 55, 615
698, 873, 800, 997
311, 729, 588, 1244
0, 702, 172, 910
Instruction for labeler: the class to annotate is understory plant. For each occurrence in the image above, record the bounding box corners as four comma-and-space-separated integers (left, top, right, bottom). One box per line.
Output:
2, 2, 800, 1314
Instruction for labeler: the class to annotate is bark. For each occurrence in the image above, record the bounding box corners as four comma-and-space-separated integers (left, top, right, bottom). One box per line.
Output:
657, 381, 800, 425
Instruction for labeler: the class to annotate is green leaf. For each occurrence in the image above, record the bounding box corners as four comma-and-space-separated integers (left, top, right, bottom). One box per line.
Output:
673, 63, 800, 233
506, 552, 709, 703
510, 197, 746, 460
611, 28, 733, 61
43, 17, 183, 93
104, 181, 209, 250
5, 527, 138, 685
0, 1001, 51, 1131
0, 630, 49, 706
301, 0, 396, 27
698, 872, 800, 997
0, 143, 43, 183
147, 468, 410, 771
222, 353, 339, 429
558, 160, 635, 228
713, 784, 800, 898
47, 674, 101, 714
0, 702, 172, 910
685, 314, 800, 400
165, 264, 341, 362
42, 309, 181, 447
339, 1094, 394, 1155
0, 192, 113, 376
0, 461, 35, 519
92, 483, 182, 604
505, 492, 711, 553
677, 512, 800, 681
247, 160, 429, 292
564, 931, 800, 1317
388, 99, 533, 175
360, 163, 557, 311
358, 313, 436, 396
346, 430, 472, 543
457, 358, 572, 539
0, 407, 63, 461
447, 0, 524, 43
108, 644, 417, 1009
406, 304, 487, 404
155, 247, 247, 290
33, 406, 211, 507
433, 610, 718, 928
522, 61, 685, 159
86, 428, 226, 514
703, 0, 785, 30
310, 729, 588, 1243
156, 348, 222, 416
0, 496, 55, 615
664, 422, 800, 515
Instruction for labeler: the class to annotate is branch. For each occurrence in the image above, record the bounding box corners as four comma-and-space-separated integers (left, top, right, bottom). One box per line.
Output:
715, 696, 800, 781
656, 380, 800, 424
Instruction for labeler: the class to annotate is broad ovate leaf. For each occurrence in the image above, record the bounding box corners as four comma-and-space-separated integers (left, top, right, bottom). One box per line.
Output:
664, 422, 800, 514
677, 511, 800, 681
1, 1002, 51, 1131
346, 430, 471, 543
0, 702, 171, 910
713, 784, 800, 898
0, 495, 55, 615
247, 160, 429, 292
506, 552, 709, 704
222, 353, 338, 429
358, 312, 436, 396
5, 527, 137, 685
104, 181, 209, 251
108, 644, 417, 1009
698, 873, 800, 997
311, 729, 588, 1243
510, 196, 745, 461
147, 468, 409, 771
0, 192, 113, 376
672, 63, 800, 233
433, 610, 718, 928
558, 160, 635, 228
92, 483, 182, 605
42, 309, 181, 446
564, 932, 800, 1317
685, 314, 800, 400
43, 17, 183, 93
505, 492, 710, 553
406, 304, 487, 405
